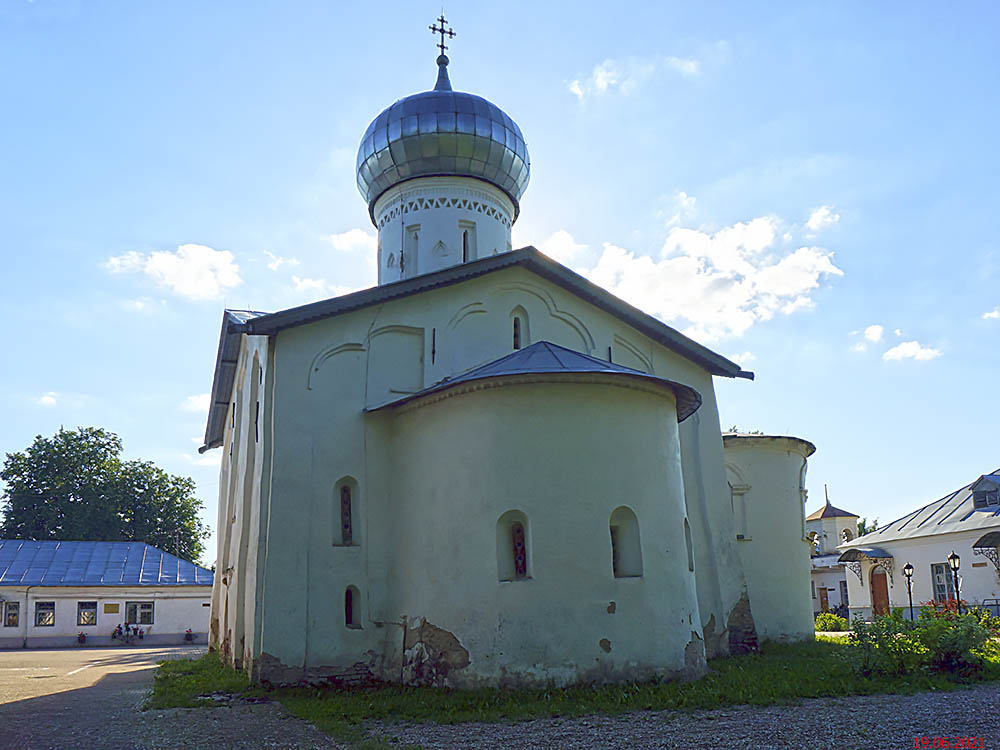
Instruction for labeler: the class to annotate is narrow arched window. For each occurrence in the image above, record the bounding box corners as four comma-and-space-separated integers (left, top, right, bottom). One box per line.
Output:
609, 506, 643, 577
340, 485, 353, 545
841, 528, 854, 543
345, 586, 360, 628
511, 522, 527, 578
513, 317, 521, 350
497, 511, 530, 581
462, 230, 469, 263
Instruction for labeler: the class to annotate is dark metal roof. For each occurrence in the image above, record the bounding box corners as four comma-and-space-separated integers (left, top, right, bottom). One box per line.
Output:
841, 468, 1000, 546
368, 340, 703, 421
806, 500, 858, 521
973, 531, 1000, 549
200, 310, 269, 454
0, 540, 214, 587
199, 248, 753, 451
838, 547, 893, 562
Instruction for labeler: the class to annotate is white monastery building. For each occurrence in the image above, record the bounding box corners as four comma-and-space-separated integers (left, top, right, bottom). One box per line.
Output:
201, 23, 818, 687
805, 492, 859, 616
838, 469, 1000, 620
0, 540, 213, 648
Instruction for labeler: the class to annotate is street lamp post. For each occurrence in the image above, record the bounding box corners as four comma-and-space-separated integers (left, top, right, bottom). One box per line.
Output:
903, 562, 915, 622
947, 551, 962, 615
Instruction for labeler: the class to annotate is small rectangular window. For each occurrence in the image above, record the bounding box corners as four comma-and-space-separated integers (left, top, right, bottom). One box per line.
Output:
77, 601, 98, 626
35, 601, 55, 627
3, 602, 19, 627
973, 491, 987, 509
126, 601, 154, 625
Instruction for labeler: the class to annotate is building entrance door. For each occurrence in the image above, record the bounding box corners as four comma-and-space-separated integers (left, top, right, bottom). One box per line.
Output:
870, 567, 889, 616
819, 587, 829, 612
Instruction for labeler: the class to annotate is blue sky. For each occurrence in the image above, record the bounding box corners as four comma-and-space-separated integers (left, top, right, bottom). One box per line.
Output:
2, 1, 998, 563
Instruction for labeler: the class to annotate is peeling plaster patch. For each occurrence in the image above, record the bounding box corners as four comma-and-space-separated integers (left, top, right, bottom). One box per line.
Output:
253, 651, 380, 687
727, 591, 759, 654
599, 638, 612, 653
606, 601, 616, 614
684, 632, 707, 679
701, 613, 726, 659
403, 617, 470, 686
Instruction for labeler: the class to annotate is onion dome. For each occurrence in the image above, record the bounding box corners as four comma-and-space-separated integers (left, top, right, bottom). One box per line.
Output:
356, 54, 531, 220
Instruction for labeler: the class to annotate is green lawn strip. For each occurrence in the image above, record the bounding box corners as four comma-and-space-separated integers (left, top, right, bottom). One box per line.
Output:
145, 653, 261, 709
147, 640, 1000, 747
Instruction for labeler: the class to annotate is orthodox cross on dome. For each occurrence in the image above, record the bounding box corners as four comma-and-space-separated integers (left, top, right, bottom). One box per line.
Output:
429, 14, 456, 56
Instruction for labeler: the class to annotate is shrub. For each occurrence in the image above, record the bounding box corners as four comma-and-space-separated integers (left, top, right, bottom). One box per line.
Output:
916, 615, 991, 677
846, 611, 991, 679
814, 613, 848, 632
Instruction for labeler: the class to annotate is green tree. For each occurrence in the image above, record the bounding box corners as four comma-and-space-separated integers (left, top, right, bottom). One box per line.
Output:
857, 516, 879, 537
1, 427, 208, 561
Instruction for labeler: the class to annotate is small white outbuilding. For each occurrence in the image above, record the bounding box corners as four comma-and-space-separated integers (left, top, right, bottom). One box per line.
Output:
838, 470, 1000, 620
0, 540, 213, 648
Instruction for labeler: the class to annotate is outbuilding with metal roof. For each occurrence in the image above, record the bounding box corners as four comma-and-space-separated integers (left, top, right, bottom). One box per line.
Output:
0, 540, 214, 648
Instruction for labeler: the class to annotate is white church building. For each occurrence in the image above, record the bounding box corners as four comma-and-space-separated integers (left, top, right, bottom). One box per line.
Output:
200, 25, 817, 687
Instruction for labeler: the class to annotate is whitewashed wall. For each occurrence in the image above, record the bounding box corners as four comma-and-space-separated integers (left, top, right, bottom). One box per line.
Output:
215, 265, 755, 684
723, 435, 816, 642
0, 585, 211, 648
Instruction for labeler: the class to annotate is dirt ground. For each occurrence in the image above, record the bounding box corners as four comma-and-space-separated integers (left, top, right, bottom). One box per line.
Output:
0, 645, 339, 750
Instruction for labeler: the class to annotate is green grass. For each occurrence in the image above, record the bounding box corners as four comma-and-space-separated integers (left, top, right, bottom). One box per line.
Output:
148, 639, 1000, 748
146, 653, 258, 709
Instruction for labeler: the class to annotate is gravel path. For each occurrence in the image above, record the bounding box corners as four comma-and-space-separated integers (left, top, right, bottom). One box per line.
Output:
366, 683, 1000, 749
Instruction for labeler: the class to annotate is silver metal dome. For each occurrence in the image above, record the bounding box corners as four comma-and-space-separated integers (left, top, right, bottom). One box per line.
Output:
356, 56, 530, 220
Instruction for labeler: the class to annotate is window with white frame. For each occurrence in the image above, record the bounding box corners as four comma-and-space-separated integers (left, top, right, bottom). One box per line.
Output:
840, 580, 849, 605
126, 601, 154, 625
77, 601, 98, 626
931, 563, 956, 602
2, 602, 18, 627
35, 601, 55, 626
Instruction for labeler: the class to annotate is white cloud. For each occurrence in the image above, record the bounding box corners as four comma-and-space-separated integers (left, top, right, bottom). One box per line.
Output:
104, 244, 242, 300
264, 251, 299, 272
894, 328, 903, 336
538, 230, 588, 266
119, 297, 164, 313
330, 228, 377, 254
104, 250, 145, 274
805, 206, 840, 233
181, 451, 221, 467
180, 393, 210, 414
729, 351, 755, 366
576, 213, 842, 342
35, 392, 58, 407
983, 308, 999, 320
864, 324, 884, 342
883, 340, 942, 362
851, 342, 867, 353
568, 54, 699, 100
291, 275, 329, 294
662, 191, 697, 227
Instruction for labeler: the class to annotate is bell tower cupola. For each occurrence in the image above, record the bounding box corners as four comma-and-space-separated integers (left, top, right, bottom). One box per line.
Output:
356, 16, 531, 284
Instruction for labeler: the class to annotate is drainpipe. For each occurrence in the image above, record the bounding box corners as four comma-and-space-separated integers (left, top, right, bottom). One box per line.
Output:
22, 586, 35, 648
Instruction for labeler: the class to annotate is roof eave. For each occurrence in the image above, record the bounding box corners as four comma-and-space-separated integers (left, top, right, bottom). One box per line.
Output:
242, 247, 752, 380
